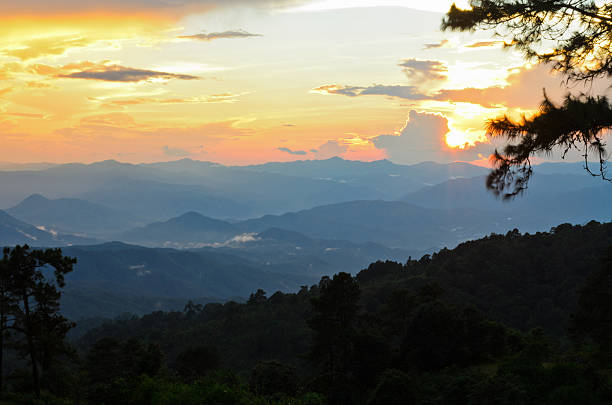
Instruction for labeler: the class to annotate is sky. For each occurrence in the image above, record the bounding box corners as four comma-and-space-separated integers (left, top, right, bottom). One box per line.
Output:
0, 0, 608, 165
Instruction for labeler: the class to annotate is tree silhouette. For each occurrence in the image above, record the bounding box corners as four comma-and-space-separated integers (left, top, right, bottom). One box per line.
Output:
308, 272, 360, 403
2, 245, 75, 397
443, 0, 612, 198
570, 245, 612, 352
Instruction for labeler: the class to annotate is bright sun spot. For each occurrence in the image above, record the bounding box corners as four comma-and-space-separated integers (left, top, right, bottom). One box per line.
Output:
445, 130, 471, 148
445, 128, 488, 149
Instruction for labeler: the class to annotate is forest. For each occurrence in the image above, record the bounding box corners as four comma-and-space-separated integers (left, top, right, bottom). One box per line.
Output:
0, 221, 611, 404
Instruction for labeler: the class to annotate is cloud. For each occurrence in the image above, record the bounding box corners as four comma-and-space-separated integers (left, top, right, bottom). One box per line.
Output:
278, 147, 307, 155
163, 146, 192, 157
58, 64, 199, 82
5, 112, 46, 119
313, 65, 606, 111
431, 64, 582, 108
179, 29, 262, 41
0, 1, 309, 18
360, 85, 428, 99
465, 41, 505, 48
312, 84, 427, 99
91, 93, 242, 107
398, 58, 447, 82
423, 39, 450, 50
3, 36, 93, 60
311, 140, 348, 159
372, 111, 492, 164
311, 84, 366, 97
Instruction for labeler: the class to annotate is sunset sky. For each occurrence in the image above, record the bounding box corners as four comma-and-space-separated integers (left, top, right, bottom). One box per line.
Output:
1, 0, 608, 165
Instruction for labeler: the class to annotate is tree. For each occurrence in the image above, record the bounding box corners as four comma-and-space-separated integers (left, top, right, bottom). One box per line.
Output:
308, 273, 360, 404
249, 360, 300, 397
569, 245, 612, 351
0, 253, 18, 393
1, 245, 75, 397
442, 0, 612, 198
175, 345, 220, 381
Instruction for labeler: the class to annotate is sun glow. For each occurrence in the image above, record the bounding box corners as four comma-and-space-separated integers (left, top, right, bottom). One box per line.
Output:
444, 127, 487, 149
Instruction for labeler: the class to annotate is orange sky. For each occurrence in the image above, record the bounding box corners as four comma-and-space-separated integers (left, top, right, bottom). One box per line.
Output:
0, 0, 606, 165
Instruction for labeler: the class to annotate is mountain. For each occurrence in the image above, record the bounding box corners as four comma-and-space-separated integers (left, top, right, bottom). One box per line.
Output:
194, 227, 414, 277
75, 179, 252, 221
116, 200, 510, 251
235, 200, 513, 250
0, 209, 97, 247
76, 221, 612, 399
0, 158, 492, 219
62, 242, 319, 300
0, 162, 58, 171
240, 157, 489, 200
118, 211, 239, 247
6, 194, 144, 237
0, 159, 378, 218
400, 172, 612, 230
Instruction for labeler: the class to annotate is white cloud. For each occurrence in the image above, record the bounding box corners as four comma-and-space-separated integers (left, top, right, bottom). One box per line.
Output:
373, 111, 492, 164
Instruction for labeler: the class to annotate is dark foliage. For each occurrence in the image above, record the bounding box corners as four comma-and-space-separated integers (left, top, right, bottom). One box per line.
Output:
5, 222, 612, 403
443, 0, 612, 197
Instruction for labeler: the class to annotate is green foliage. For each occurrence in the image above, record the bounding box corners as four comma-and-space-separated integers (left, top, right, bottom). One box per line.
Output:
366, 369, 415, 405
570, 245, 612, 351
41, 221, 612, 404
98, 374, 324, 405
175, 345, 220, 381
486, 93, 612, 198
249, 361, 300, 397
0, 245, 75, 397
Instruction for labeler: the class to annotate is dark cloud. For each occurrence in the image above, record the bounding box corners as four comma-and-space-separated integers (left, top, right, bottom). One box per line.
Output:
398, 58, 447, 81
312, 84, 366, 97
179, 29, 262, 41
423, 39, 449, 49
313, 84, 427, 99
372, 111, 492, 164
58, 65, 199, 82
278, 147, 307, 155
163, 146, 192, 157
313, 65, 605, 110
465, 41, 505, 48
360, 85, 428, 99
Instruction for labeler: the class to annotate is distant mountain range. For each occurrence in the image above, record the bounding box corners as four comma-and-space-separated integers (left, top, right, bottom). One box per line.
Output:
6, 194, 144, 237
400, 172, 612, 230
1, 157, 610, 320
118, 211, 238, 247
115, 202, 505, 251
0, 209, 97, 246
2, 158, 610, 249
0, 158, 489, 219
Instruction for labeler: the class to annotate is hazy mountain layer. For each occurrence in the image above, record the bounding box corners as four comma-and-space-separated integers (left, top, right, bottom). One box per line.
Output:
401, 172, 612, 230
0, 209, 97, 246
7, 194, 144, 237
0, 158, 489, 222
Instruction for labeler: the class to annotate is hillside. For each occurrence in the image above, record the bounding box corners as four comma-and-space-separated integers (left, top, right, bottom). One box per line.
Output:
61, 242, 318, 305
73, 221, 612, 404
82, 220, 612, 356
238, 200, 509, 249
7, 194, 144, 237
118, 211, 239, 247
0, 209, 97, 247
